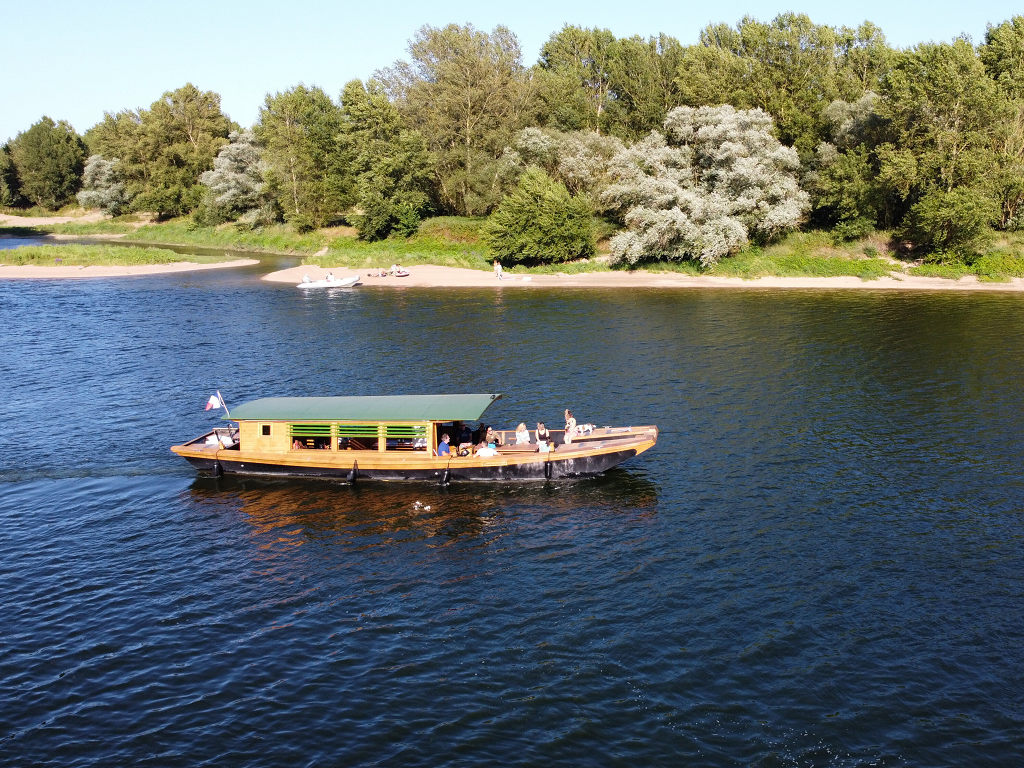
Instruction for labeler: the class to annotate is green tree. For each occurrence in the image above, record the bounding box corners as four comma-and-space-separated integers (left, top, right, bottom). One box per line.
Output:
378, 24, 536, 215
536, 26, 617, 132
7, 117, 86, 209
340, 79, 433, 239
980, 17, 1024, 228
0, 144, 19, 206
904, 187, 998, 257
484, 167, 594, 263
678, 15, 892, 156
88, 84, 230, 217
605, 34, 686, 139
980, 16, 1024, 99
876, 39, 1008, 247
256, 84, 351, 229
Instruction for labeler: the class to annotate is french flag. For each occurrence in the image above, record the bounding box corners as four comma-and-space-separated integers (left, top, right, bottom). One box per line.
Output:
204, 391, 228, 414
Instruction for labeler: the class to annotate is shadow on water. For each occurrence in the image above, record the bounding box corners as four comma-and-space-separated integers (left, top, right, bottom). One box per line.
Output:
185, 469, 660, 544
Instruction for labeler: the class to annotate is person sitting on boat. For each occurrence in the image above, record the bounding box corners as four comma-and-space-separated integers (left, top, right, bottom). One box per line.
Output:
515, 423, 530, 444
456, 422, 473, 450
484, 426, 503, 447
564, 409, 577, 444
292, 438, 305, 449
476, 442, 498, 457
536, 422, 551, 444
326, 272, 335, 282
301, 274, 312, 283
437, 433, 451, 456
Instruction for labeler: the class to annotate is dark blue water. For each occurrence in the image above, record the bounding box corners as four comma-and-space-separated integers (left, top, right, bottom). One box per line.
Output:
2, 262, 1023, 766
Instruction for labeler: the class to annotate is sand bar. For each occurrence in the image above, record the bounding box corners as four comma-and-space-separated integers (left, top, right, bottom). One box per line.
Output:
0, 259, 259, 279
263, 263, 1024, 291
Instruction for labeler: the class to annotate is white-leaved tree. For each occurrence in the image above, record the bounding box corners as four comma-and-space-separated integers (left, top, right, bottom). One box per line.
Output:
498, 127, 624, 206
198, 130, 275, 225
76, 155, 132, 215
603, 105, 808, 266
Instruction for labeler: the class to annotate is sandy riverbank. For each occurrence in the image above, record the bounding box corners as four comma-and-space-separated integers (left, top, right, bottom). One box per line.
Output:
262, 264, 1024, 291
0, 259, 259, 279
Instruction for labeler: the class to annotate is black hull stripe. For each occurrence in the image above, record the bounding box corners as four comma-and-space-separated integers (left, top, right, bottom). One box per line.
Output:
184, 449, 639, 481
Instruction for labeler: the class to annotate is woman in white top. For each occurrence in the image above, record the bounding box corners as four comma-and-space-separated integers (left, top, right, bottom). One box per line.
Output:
515, 423, 530, 444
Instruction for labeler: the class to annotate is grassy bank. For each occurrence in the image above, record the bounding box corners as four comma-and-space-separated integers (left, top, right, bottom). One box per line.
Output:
0, 244, 237, 267
11, 213, 1024, 282
305, 217, 492, 270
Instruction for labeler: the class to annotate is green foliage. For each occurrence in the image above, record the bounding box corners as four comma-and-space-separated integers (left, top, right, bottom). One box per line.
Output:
377, 24, 536, 216
87, 84, 230, 218
308, 217, 493, 270
341, 79, 433, 240
0, 244, 233, 266
687, 16, 892, 154
980, 16, 1024, 99
256, 84, 351, 228
0, 144, 19, 206
483, 168, 595, 264
7, 117, 86, 210
903, 187, 999, 257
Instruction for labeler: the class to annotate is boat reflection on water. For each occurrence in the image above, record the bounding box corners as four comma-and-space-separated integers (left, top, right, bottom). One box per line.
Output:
185, 470, 660, 548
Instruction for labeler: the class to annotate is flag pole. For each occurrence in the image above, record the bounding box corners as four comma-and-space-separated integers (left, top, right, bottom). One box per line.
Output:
217, 390, 231, 418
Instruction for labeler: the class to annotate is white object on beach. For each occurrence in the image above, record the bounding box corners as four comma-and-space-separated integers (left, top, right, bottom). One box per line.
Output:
522, 276, 532, 281
297, 275, 360, 288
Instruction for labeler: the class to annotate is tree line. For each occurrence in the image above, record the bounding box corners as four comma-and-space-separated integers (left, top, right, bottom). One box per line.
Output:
3, 14, 1024, 263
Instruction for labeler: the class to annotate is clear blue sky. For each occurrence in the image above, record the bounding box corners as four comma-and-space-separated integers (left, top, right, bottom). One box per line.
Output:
2, 0, 1020, 143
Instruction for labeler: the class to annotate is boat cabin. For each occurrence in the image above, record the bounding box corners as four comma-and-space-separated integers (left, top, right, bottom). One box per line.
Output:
226, 394, 503, 456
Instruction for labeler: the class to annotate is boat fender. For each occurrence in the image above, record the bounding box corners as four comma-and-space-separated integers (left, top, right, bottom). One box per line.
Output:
439, 468, 451, 486
347, 461, 358, 484
544, 459, 552, 480
212, 459, 223, 477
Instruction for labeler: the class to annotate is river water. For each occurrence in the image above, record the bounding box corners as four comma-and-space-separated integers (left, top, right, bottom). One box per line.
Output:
1, 252, 1023, 766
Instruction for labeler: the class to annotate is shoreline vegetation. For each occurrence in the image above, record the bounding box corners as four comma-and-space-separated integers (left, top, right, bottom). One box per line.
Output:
3, 15, 1024, 284
6, 213, 1024, 285
0, 242, 255, 278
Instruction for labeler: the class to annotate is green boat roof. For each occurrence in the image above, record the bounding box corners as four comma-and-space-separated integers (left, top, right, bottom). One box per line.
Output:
224, 394, 503, 423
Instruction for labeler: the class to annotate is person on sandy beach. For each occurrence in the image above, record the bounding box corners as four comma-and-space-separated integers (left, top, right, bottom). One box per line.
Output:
494, 259, 504, 280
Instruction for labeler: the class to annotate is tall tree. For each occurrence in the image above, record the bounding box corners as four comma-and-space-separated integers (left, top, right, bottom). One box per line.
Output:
536, 26, 617, 132
605, 34, 686, 139
377, 24, 536, 215
8, 117, 86, 210
88, 84, 230, 217
340, 79, 433, 239
256, 84, 351, 229
878, 40, 1008, 251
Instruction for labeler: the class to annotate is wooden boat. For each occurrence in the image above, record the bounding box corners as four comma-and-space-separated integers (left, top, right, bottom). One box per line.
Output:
171, 394, 658, 482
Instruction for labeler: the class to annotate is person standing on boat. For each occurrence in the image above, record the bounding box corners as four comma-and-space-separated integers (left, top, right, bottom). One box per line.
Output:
564, 409, 577, 444
437, 433, 451, 456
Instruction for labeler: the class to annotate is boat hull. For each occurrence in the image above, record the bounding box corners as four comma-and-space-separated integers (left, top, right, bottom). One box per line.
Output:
181, 446, 641, 481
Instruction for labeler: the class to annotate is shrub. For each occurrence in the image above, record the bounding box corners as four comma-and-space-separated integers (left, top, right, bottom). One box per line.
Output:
904, 187, 998, 259
483, 168, 595, 264
77, 155, 132, 215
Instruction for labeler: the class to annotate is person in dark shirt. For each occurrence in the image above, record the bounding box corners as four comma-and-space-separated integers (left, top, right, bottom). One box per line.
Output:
457, 422, 473, 447
437, 434, 451, 456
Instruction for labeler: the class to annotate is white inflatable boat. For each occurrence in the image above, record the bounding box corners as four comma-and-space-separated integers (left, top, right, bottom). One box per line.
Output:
297, 274, 360, 289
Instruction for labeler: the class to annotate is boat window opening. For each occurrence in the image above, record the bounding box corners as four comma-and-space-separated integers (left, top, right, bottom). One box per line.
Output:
289, 423, 333, 451
260, 424, 272, 437
336, 423, 380, 451
385, 424, 429, 451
